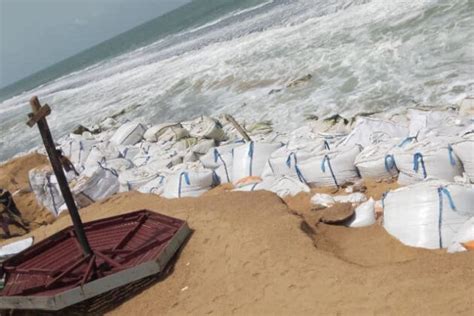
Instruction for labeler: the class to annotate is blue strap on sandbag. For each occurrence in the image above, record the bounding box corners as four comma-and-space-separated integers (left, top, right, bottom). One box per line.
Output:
321, 155, 339, 188
178, 171, 191, 198
398, 133, 418, 147
413, 152, 427, 178
384, 154, 398, 172
248, 142, 254, 176
214, 149, 230, 182
98, 160, 119, 177
122, 147, 129, 159
149, 176, 166, 193
295, 164, 308, 184
250, 183, 258, 191
447, 145, 456, 166
437, 186, 458, 248
324, 140, 330, 150
286, 153, 294, 168
267, 158, 275, 174
286, 152, 307, 184
143, 143, 151, 155
211, 170, 220, 186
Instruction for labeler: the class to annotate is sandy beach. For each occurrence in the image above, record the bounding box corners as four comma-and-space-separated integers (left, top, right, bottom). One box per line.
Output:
1, 153, 472, 315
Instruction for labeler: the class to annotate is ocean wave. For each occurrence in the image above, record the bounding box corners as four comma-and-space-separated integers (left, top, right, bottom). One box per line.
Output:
0, 0, 473, 161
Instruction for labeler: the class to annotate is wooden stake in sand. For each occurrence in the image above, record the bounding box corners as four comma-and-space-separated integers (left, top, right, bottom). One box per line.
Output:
224, 114, 252, 142
26, 96, 93, 256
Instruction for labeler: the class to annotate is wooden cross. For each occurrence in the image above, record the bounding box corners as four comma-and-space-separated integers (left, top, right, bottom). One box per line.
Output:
27, 96, 92, 256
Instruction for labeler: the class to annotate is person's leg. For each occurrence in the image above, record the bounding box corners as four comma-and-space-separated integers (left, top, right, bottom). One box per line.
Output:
1, 213, 12, 238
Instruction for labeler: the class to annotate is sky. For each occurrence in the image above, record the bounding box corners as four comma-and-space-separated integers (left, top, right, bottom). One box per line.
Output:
0, 0, 190, 88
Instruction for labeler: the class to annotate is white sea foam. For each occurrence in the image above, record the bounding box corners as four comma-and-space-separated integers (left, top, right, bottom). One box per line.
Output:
0, 0, 473, 161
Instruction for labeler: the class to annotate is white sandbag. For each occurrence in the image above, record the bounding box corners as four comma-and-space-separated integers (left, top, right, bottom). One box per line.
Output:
447, 217, 474, 253
394, 138, 463, 185
143, 123, 189, 142
383, 181, 474, 249
408, 109, 463, 138
187, 116, 227, 142
137, 175, 166, 195
233, 176, 309, 198
204, 150, 233, 184
259, 176, 310, 198
341, 117, 408, 147
297, 145, 362, 187
101, 158, 134, 173
354, 142, 399, 180
61, 138, 97, 170
346, 198, 376, 227
200, 141, 244, 168
118, 167, 160, 192
71, 164, 120, 207
162, 169, 219, 198
200, 143, 243, 183
245, 121, 273, 136
28, 167, 65, 216
83, 142, 122, 170
0, 237, 34, 261
333, 192, 367, 204
192, 139, 216, 155
232, 142, 283, 183
117, 144, 141, 160
132, 143, 180, 170
109, 121, 146, 146
261, 139, 328, 180
173, 137, 199, 154
311, 193, 335, 207
452, 134, 474, 183
146, 155, 183, 172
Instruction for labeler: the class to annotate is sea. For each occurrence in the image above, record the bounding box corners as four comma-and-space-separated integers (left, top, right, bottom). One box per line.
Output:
1, 0, 473, 162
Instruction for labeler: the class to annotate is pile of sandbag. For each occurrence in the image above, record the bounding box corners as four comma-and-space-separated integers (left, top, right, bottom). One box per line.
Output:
25, 102, 474, 246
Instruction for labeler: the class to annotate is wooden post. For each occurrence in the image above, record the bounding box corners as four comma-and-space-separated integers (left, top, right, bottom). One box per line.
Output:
27, 96, 92, 256
224, 114, 252, 142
